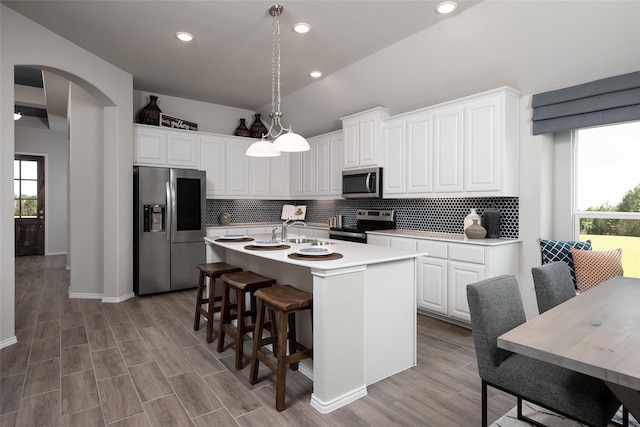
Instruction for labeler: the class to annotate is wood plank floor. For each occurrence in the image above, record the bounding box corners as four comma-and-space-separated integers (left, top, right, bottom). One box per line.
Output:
1, 255, 516, 426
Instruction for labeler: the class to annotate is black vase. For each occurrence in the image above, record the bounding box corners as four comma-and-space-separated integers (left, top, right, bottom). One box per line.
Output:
234, 118, 251, 137
482, 205, 501, 238
249, 114, 268, 138
138, 95, 162, 126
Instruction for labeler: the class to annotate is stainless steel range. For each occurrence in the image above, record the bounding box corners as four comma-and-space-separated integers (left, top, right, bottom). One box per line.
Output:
329, 209, 396, 243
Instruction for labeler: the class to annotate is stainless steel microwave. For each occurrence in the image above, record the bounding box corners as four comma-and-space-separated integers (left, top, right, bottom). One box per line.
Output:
342, 167, 382, 199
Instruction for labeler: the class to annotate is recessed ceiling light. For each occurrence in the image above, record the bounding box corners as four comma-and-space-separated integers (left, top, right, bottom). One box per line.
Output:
293, 23, 311, 34
309, 71, 323, 79
175, 32, 194, 42
435, 1, 457, 14
14, 112, 22, 121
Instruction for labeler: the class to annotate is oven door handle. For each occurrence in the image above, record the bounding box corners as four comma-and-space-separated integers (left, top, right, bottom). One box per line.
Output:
329, 229, 367, 240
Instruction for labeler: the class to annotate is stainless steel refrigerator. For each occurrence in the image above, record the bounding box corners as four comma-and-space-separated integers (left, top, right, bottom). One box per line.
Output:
134, 166, 206, 295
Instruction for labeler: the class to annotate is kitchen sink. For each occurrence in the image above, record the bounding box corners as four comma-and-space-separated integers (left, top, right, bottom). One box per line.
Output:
311, 240, 334, 246
287, 238, 317, 244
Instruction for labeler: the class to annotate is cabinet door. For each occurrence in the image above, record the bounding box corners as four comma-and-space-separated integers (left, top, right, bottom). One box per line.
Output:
167, 133, 199, 168
200, 137, 226, 197
433, 105, 463, 193
134, 128, 166, 165
417, 257, 448, 314
290, 152, 303, 197
367, 234, 391, 247
448, 261, 484, 322
382, 118, 406, 196
407, 113, 432, 193
390, 237, 416, 251
226, 140, 249, 196
343, 118, 359, 169
464, 95, 501, 192
359, 112, 380, 167
329, 133, 343, 196
270, 153, 290, 197
249, 156, 270, 196
315, 138, 330, 196
302, 146, 315, 197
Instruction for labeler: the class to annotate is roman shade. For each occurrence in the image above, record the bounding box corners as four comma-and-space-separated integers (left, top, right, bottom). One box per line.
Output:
532, 70, 640, 135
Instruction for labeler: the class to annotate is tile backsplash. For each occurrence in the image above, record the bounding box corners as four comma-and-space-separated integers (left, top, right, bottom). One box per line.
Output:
207, 197, 519, 239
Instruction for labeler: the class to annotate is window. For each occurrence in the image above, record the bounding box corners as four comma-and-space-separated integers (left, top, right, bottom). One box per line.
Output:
574, 121, 640, 278
14, 159, 39, 218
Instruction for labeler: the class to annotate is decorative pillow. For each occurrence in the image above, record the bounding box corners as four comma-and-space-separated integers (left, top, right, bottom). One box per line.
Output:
570, 248, 623, 292
539, 239, 592, 285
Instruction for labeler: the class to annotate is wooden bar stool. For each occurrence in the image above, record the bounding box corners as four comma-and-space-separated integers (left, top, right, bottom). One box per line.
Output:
249, 285, 313, 411
217, 271, 277, 369
193, 262, 242, 343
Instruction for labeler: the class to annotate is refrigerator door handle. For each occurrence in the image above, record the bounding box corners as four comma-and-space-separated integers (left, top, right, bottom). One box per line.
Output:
165, 181, 172, 241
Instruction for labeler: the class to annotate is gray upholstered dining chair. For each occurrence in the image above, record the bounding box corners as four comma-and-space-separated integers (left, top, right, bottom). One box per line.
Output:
467, 275, 624, 427
532, 261, 576, 314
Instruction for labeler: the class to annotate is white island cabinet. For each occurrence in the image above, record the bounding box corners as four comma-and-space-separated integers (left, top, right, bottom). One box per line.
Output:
368, 231, 519, 325
205, 234, 425, 413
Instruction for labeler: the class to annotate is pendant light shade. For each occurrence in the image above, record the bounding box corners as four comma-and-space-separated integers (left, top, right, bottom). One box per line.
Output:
245, 139, 281, 157
272, 130, 310, 152
246, 4, 310, 157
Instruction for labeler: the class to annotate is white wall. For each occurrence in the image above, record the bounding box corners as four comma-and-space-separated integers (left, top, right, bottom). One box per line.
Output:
14, 125, 69, 255
133, 90, 256, 135
68, 83, 103, 297
1, 4, 133, 347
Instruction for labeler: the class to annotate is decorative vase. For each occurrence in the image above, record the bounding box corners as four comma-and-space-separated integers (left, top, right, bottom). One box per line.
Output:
463, 208, 481, 236
482, 205, 501, 238
249, 114, 268, 138
465, 219, 487, 239
234, 118, 251, 137
138, 95, 162, 126
219, 212, 231, 225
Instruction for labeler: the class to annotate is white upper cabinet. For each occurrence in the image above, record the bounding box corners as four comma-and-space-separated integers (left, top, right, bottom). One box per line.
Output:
341, 107, 388, 169
328, 132, 344, 196
200, 135, 226, 197
382, 117, 407, 195
134, 125, 199, 169
315, 136, 330, 196
249, 156, 270, 197
433, 105, 464, 193
225, 139, 249, 196
290, 152, 303, 197
406, 113, 433, 193
270, 153, 290, 198
381, 87, 519, 198
463, 90, 519, 195
382, 112, 432, 197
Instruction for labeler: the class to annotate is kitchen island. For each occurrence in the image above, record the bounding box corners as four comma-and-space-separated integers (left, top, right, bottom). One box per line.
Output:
204, 234, 427, 413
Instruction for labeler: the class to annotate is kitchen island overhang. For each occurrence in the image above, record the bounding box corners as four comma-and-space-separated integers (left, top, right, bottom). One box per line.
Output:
204, 235, 426, 413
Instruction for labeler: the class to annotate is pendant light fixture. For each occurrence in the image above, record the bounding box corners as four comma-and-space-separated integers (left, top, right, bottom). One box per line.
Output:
246, 4, 310, 157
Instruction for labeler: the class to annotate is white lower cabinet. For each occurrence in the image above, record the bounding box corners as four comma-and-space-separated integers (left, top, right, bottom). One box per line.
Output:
417, 256, 448, 315
447, 260, 484, 322
369, 233, 519, 325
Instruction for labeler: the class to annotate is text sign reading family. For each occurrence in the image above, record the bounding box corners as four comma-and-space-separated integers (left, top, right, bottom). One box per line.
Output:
160, 113, 198, 131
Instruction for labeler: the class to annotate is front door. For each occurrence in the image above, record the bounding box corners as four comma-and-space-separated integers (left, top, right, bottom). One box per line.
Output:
14, 155, 45, 256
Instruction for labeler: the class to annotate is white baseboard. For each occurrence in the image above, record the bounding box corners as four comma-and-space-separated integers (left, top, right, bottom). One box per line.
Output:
68, 289, 103, 300
102, 292, 135, 303
310, 385, 367, 414
0, 335, 18, 350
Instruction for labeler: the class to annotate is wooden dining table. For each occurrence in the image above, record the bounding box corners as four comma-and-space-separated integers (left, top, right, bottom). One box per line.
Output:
498, 276, 640, 419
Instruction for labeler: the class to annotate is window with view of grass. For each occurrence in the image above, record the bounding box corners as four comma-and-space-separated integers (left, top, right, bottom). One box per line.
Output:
575, 121, 640, 278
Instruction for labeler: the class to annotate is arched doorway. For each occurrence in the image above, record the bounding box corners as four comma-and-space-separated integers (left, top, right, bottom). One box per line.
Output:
1, 5, 134, 347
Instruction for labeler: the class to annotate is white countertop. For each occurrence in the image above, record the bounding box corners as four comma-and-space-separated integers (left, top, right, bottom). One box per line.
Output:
204, 234, 426, 270
366, 229, 521, 246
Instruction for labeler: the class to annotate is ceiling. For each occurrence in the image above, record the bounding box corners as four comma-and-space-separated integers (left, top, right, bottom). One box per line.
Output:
5, 0, 480, 119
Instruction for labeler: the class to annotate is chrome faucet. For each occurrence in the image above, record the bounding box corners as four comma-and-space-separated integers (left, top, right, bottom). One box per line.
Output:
281, 219, 306, 242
